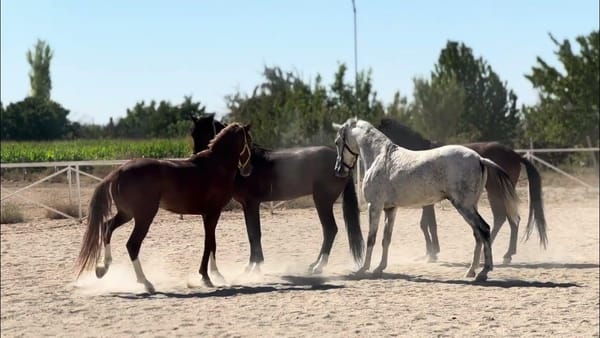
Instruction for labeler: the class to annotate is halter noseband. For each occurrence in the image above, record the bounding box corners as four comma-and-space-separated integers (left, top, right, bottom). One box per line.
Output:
238, 129, 251, 169
340, 129, 359, 170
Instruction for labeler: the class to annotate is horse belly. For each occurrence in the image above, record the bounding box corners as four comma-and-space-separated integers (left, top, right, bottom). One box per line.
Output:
382, 171, 446, 208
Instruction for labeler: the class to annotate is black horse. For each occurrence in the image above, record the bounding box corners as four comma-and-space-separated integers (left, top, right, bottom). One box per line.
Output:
377, 118, 547, 263
190, 114, 363, 273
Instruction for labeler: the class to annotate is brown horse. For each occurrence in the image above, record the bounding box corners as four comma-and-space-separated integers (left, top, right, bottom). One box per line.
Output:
190, 113, 363, 274
378, 118, 547, 264
76, 123, 253, 292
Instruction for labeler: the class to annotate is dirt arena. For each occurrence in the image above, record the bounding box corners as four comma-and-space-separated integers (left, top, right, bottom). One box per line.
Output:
1, 176, 599, 337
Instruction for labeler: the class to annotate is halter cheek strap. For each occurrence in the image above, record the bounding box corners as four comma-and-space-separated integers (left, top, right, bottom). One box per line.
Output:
238, 131, 251, 169
341, 134, 359, 170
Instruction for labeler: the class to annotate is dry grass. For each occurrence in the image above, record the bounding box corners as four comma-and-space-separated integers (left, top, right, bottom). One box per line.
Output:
44, 201, 86, 220
1, 202, 26, 224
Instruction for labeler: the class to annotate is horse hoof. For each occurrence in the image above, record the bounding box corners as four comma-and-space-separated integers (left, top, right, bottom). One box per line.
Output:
465, 270, 476, 278
95, 266, 107, 278
142, 282, 155, 294
427, 255, 438, 263
372, 268, 384, 277
502, 257, 512, 265
474, 272, 488, 282
310, 266, 323, 275
202, 278, 214, 288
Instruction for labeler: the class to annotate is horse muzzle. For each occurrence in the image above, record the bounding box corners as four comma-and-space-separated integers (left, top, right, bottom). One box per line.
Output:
334, 160, 348, 177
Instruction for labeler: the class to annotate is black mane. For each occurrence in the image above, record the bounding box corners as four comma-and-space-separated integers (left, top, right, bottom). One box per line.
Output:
377, 118, 433, 151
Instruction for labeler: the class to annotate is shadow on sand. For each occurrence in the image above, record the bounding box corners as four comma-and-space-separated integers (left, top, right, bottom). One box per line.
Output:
338, 272, 580, 288
108, 263, 584, 299
439, 262, 600, 270
109, 280, 343, 300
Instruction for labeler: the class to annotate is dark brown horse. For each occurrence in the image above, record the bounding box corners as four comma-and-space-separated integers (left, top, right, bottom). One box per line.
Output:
76, 123, 253, 292
190, 114, 363, 274
377, 118, 547, 264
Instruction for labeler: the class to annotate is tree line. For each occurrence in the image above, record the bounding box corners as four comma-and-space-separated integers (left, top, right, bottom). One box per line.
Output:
1, 31, 598, 151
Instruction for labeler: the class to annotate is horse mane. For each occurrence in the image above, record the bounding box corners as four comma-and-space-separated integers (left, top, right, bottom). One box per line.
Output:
377, 118, 433, 150
214, 120, 272, 159
206, 123, 243, 153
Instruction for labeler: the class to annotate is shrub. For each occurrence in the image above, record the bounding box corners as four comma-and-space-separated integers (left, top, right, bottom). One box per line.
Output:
1, 202, 25, 224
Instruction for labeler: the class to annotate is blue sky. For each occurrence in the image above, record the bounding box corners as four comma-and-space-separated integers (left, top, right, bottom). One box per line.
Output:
1, 1, 598, 125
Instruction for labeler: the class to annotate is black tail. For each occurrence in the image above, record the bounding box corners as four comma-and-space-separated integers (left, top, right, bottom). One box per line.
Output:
75, 170, 117, 277
342, 174, 364, 265
520, 156, 548, 248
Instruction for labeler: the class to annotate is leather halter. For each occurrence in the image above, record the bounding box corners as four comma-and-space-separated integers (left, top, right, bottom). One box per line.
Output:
340, 129, 359, 170
238, 129, 251, 169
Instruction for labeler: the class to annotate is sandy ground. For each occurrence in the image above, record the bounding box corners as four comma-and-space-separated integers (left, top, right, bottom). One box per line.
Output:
1, 178, 599, 337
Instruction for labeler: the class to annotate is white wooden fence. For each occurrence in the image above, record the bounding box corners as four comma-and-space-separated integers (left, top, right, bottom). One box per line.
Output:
1, 147, 598, 221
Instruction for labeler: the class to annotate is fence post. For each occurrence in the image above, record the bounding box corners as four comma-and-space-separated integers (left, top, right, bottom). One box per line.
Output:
67, 165, 73, 205
586, 136, 599, 178
76, 164, 82, 219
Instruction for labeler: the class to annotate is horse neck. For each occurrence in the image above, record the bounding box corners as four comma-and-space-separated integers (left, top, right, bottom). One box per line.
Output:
354, 126, 395, 171
206, 138, 242, 170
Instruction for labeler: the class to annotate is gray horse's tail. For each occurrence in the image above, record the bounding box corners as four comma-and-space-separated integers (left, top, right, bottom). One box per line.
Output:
75, 170, 117, 277
480, 158, 521, 232
519, 156, 548, 248
343, 173, 364, 265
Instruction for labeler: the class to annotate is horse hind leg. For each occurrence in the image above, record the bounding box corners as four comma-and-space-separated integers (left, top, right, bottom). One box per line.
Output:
96, 211, 132, 278
489, 194, 520, 265
126, 210, 157, 293
453, 204, 493, 281
421, 205, 440, 262
373, 207, 397, 275
309, 192, 338, 274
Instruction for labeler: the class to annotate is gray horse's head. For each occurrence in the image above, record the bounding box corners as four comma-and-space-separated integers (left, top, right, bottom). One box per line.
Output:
332, 118, 360, 177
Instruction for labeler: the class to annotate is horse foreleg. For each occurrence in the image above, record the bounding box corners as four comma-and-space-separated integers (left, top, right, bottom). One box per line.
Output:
357, 203, 382, 274
374, 207, 397, 275
198, 212, 221, 288
310, 196, 338, 274
242, 202, 264, 273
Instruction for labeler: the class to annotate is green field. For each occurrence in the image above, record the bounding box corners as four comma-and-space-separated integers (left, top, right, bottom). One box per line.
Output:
0, 138, 192, 163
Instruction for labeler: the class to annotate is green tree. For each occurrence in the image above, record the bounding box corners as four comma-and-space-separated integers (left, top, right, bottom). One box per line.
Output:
26, 39, 53, 100
2, 97, 69, 140
114, 96, 205, 138
524, 30, 599, 147
385, 91, 412, 125
433, 41, 520, 144
410, 75, 465, 143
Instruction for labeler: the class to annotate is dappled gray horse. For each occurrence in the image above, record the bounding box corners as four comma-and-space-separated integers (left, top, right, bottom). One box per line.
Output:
333, 118, 520, 281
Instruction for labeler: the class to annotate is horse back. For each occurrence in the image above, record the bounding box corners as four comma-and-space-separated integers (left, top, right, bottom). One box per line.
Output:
464, 142, 522, 183
235, 146, 344, 201
112, 157, 236, 215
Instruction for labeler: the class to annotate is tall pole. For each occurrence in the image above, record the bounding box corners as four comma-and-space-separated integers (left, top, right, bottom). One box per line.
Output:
352, 0, 358, 97
351, 0, 363, 206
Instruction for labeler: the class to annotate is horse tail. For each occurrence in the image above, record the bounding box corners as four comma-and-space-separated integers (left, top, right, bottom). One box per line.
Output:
480, 158, 520, 231
342, 173, 364, 265
519, 156, 548, 248
76, 170, 118, 277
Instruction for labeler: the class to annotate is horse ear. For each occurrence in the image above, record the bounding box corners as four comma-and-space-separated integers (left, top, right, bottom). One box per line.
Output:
189, 112, 198, 123
352, 116, 358, 123
331, 122, 342, 130
206, 112, 215, 120
244, 123, 252, 131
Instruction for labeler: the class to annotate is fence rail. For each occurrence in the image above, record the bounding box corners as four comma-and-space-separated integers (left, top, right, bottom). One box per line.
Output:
1, 147, 598, 221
